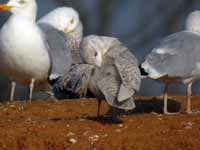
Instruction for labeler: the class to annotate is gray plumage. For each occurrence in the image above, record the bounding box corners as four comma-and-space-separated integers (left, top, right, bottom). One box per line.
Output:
89, 65, 136, 110
38, 23, 72, 81
63, 64, 95, 97
37, 7, 84, 98
142, 31, 200, 83
142, 10, 200, 114
81, 35, 141, 110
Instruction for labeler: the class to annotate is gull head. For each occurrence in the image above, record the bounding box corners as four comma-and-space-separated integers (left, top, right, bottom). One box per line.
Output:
38, 7, 80, 36
81, 35, 104, 67
186, 10, 200, 33
0, 0, 37, 21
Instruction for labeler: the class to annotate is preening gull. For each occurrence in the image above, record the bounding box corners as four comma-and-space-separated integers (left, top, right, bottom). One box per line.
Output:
81, 35, 141, 117
37, 7, 85, 99
0, 0, 75, 101
37, 7, 82, 87
38, 7, 83, 65
142, 11, 200, 114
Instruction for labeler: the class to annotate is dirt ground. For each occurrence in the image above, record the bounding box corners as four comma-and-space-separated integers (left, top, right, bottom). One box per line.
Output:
0, 96, 199, 150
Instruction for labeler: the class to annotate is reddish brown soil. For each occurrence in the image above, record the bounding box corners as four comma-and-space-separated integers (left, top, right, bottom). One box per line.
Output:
0, 96, 200, 150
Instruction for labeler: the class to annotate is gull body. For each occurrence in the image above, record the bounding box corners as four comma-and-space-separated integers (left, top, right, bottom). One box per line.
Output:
0, 1, 78, 101
0, 0, 51, 100
0, 14, 50, 85
37, 7, 85, 98
142, 11, 200, 114
81, 35, 141, 117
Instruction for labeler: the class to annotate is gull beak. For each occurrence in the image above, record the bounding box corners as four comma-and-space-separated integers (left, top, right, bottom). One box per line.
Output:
64, 27, 70, 36
0, 4, 12, 11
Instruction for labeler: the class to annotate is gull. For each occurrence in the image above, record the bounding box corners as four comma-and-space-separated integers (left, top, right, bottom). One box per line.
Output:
81, 35, 141, 117
0, 0, 77, 101
37, 7, 84, 98
142, 11, 200, 114
38, 7, 83, 65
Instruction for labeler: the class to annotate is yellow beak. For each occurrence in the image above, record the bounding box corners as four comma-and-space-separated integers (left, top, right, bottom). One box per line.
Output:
64, 27, 70, 36
0, 4, 12, 11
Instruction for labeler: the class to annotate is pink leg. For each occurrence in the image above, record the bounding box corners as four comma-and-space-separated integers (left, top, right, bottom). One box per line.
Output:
29, 78, 35, 102
10, 81, 16, 102
186, 82, 200, 114
186, 82, 192, 114
163, 84, 179, 115
163, 84, 169, 114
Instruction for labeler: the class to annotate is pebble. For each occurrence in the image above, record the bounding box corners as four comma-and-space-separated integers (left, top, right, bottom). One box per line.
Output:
68, 138, 77, 144
89, 135, 99, 142
79, 118, 85, 122
83, 131, 90, 136
118, 124, 123, 128
184, 122, 193, 130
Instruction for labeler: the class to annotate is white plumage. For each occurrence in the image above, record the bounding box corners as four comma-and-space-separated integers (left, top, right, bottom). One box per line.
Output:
0, 0, 80, 101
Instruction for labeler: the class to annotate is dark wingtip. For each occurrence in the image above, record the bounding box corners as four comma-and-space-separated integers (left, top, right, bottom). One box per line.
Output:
139, 64, 148, 76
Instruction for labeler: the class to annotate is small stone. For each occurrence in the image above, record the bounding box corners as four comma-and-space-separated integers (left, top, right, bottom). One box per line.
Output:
184, 122, 193, 129
118, 124, 123, 128
89, 135, 99, 142
68, 138, 77, 144
79, 118, 85, 122
83, 131, 90, 136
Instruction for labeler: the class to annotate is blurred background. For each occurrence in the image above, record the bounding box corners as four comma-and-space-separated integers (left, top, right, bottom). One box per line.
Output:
0, 0, 200, 100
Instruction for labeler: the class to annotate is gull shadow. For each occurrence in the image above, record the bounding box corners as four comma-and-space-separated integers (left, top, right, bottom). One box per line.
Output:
86, 97, 181, 124
86, 115, 123, 124
105, 97, 181, 116
48, 118, 62, 122
132, 97, 181, 114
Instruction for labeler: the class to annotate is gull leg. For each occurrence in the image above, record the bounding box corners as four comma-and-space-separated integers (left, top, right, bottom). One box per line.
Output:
163, 83, 169, 114
163, 83, 179, 115
186, 82, 199, 114
109, 107, 120, 122
186, 82, 192, 114
83, 88, 88, 98
29, 78, 35, 102
97, 99, 102, 118
10, 81, 16, 102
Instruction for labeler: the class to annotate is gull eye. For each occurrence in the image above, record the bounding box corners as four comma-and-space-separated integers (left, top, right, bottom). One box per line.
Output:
70, 19, 74, 24
19, 0, 26, 4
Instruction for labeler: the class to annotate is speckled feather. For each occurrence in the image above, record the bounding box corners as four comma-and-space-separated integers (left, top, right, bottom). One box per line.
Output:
96, 65, 136, 110
63, 64, 95, 97
81, 35, 141, 110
